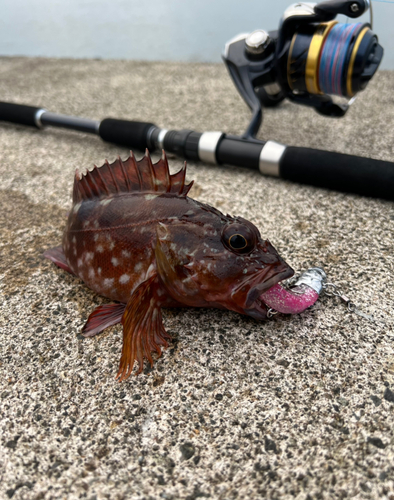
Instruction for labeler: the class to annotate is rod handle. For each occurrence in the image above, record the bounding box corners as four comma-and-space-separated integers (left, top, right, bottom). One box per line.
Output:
280, 146, 394, 200
0, 101, 43, 128
98, 118, 156, 150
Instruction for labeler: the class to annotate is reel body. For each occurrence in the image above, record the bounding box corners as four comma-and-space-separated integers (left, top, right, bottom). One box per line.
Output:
223, 0, 383, 138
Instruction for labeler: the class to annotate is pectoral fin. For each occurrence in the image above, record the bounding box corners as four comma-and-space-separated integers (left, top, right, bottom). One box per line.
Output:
117, 274, 170, 381
82, 303, 126, 337
43, 246, 75, 275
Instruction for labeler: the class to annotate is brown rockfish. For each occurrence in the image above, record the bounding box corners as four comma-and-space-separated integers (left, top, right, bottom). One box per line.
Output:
45, 151, 295, 380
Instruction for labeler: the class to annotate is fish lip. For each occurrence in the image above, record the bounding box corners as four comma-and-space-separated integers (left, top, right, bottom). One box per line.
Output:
230, 264, 294, 316
245, 266, 294, 308
243, 268, 294, 320
244, 297, 269, 320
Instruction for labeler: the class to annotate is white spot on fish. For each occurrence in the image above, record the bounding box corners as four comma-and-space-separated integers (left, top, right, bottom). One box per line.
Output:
185, 210, 194, 216
243, 268, 248, 274
98, 267, 102, 275
100, 198, 112, 206
85, 252, 94, 262
109, 242, 115, 250
157, 223, 168, 239
93, 220, 100, 228
146, 263, 156, 278
89, 268, 95, 279
94, 234, 99, 241
111, 257, 119, 266
145, 194, 158, 201
72, 236, 76, 244
77, 258, 83, 268
122, 250, 131, 258
119, 274, 130, 284
103, 278, 114, 288
134, 262, 143, 273
73, 202, 82, 214
96, 245, 104, 253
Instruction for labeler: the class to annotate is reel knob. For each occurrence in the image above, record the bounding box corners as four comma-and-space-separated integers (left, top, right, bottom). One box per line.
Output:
245, 30, 270, 55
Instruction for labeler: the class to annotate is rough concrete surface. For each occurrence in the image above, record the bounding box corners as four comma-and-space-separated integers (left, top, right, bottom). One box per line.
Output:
0, 57, 393, 500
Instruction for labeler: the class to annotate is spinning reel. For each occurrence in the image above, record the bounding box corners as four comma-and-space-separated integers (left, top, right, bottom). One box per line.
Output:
223, 0, 383, 138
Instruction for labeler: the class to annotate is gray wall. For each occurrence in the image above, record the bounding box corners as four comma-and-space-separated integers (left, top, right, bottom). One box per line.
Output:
0, 0, 393, 68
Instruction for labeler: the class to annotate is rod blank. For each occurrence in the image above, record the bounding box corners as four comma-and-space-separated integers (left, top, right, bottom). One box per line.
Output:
40, 112, 100, 134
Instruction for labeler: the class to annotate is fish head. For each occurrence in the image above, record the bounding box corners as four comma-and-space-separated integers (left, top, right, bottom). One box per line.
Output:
155, 215, 294, 319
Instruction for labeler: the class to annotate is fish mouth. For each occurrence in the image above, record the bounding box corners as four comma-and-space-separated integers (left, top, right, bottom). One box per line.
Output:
247, 268, 295, 320
245, 297, 269, 320
232, 264, 294, 320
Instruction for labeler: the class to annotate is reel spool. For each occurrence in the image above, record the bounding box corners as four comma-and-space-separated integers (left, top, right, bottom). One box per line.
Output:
288, 21, 383, 98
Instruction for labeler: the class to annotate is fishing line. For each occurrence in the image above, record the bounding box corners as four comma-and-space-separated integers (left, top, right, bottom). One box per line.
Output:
319, 23, 362, 96
317, 0, 392, 95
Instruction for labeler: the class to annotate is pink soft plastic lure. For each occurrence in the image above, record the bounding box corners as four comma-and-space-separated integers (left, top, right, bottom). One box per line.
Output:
260, 268, 326, 314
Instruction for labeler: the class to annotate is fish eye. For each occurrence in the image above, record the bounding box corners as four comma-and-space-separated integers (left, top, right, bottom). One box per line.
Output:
229, 234, 247, 250
222, 222, 257, 254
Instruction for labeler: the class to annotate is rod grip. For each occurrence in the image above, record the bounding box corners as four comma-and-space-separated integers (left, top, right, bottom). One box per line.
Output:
0, 101, 43, 127
98, 118, 156, 150
280, 146, 394, 200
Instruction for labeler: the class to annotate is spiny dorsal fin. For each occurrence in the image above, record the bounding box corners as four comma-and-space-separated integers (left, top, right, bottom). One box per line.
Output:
73, 150, 193, 203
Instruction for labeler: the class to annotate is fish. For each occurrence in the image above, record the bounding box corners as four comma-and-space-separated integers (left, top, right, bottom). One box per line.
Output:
44, 151, 294, 380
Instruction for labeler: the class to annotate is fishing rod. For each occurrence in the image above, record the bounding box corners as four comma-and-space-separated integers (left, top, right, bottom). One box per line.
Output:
0, 0, 393, 200
1, 100, 393, 201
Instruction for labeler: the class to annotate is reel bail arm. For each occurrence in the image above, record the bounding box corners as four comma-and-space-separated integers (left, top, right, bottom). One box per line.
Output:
314, 0, 370, 17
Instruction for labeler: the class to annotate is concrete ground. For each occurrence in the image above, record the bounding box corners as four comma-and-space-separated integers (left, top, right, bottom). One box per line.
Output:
0, 57, 393, 500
